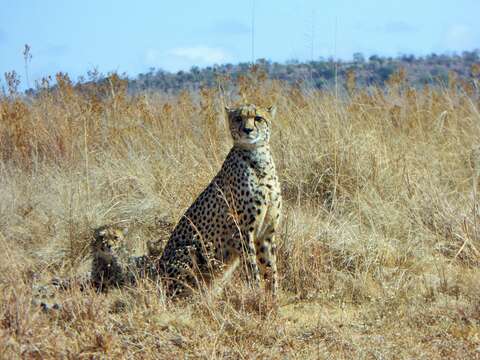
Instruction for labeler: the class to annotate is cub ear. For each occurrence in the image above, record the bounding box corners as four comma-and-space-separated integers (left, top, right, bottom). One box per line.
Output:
121, 227, 129, 236
224, 106, 233, 116
267, 105, 277, 118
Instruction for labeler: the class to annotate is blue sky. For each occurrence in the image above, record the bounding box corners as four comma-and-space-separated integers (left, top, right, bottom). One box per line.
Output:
0, 0, 479, 87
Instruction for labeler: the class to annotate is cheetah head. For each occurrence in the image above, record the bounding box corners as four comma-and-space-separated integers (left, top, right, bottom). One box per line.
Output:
91, 225, 128, 261
225, 104, 276, 148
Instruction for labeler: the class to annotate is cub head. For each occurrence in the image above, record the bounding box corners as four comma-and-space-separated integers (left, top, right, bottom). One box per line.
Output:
91, 225, 128, 260
225, 104, 276, 148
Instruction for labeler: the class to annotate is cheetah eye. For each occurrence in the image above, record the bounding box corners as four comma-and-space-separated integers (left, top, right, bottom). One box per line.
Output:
254, 116, 264, 122
234, 116, 243, 122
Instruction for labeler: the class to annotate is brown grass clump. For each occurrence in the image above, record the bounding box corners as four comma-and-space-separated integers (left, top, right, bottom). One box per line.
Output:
1, 69, 480, 358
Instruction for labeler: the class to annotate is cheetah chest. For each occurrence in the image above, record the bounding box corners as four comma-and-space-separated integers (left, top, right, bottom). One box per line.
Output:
254, 179, 282, 239
229, 161, 282, 239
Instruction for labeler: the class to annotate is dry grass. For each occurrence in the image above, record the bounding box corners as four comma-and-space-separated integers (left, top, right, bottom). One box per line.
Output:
1, 70, 480, 358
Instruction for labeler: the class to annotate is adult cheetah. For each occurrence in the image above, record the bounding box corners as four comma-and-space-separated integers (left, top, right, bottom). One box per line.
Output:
157, 104, 282, 297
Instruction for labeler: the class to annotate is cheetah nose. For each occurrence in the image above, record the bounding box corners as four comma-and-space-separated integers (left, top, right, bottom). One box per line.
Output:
243, 127, 254, 135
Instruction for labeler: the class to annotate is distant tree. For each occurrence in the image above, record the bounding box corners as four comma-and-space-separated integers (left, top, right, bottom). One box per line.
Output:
353, 52, 365, 64
286, 59, 300, 65
426, 53, 438, 65
462, 50, 479, 63
256, 58, 270, 66
400, 54, 416, 63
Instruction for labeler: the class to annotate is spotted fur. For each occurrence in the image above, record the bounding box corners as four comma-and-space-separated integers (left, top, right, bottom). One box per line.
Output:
157, 104, 282, 297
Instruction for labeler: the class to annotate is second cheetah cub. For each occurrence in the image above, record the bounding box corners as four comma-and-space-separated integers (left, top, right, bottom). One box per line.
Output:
52, 225, 131, 291
157, 104, 282, 297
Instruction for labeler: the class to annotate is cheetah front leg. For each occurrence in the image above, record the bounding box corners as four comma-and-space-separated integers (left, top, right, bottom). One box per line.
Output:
256, 227, 278, 297
242, 230, 261, 289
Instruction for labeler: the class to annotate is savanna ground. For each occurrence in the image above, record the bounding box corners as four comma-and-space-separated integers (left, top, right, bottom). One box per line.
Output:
1, 69, 480, 359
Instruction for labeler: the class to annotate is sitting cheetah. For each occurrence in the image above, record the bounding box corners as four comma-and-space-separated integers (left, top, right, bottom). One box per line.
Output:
156, 104, 282, 297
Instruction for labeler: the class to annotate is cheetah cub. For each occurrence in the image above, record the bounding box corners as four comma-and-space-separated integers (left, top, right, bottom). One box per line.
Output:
53, 225, 150, 291
158, 104, 282, 297
89, 225, 131, 290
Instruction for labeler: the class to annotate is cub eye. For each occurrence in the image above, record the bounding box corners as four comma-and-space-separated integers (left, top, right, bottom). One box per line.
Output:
235, 116, 243, 122
254, 116, 263, 122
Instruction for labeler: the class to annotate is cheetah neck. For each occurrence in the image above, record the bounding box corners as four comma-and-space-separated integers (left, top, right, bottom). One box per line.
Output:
93, 251, 125, 266
93, 254, 114, 267
231, 144, 275, 176
92, 254, 126, 274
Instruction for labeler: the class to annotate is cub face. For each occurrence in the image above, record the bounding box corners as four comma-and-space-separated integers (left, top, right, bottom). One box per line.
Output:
225, 104, 276, 147
91, 225, 128, 261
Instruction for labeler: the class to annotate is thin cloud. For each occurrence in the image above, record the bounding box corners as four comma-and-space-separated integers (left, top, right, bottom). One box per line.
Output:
145, 46, 232, 71
443, 24, 475, 51
168, 46, 231, 64
210, 20, 250, 35
383, 21, 418, 33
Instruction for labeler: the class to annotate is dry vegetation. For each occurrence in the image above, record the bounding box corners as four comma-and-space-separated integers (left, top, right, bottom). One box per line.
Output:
1, 69, 480, 359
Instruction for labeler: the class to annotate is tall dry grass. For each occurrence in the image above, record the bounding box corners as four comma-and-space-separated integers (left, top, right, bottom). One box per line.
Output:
1, 69, 480, 358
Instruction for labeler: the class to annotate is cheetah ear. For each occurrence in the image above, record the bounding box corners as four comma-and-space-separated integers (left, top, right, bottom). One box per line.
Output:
267, 105, 276, 119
